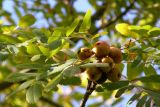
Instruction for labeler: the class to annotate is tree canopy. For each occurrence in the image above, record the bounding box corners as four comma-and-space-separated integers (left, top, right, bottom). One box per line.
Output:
0, 0, 160, 107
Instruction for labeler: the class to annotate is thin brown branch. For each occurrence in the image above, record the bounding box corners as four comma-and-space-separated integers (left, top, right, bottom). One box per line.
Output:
91, 1, 108, 22
0, 82, 13, 91
80, 80, 97, 107
93, 0, 137, 34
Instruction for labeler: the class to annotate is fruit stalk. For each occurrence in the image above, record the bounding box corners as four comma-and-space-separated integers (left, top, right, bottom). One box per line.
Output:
80, 80, 97, 107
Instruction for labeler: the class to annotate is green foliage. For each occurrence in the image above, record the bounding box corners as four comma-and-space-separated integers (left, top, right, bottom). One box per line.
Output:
18, 14, 36, 27
0, 0, 160, 107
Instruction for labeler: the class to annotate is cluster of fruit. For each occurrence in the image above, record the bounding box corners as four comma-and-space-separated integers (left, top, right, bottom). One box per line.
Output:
78, 41, 122, 84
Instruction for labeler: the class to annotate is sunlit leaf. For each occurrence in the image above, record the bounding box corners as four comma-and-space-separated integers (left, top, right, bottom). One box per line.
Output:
79, 9, 92, 32
26, 83, 42, 103
31, 54, 41, 62
148, 27, 160, 36
66, 18, 80, 36
18, 14, 36, 27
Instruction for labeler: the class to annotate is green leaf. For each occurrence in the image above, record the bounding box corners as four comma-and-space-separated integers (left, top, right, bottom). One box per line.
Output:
135, 75, 160, 83
62, 65, 80, 77
115, 85, 134, 98
127, 63, 143, 80
45, 73, 62, 92
38, 45, 49, 56
0, 34, 20, 43
95, 86, 104, 92
6, 73, 36, 82
48, 59, 77, 76
112, 98, 123, 106
18, 14, 36, 27
143, 47, 156, 53
59, 76, 81, 85
143, 65, 156, 76
145, 98, 152, 107
66, 18, 80, 36
79, 9, 92, 32
127, 93, 141, 105
14, 6, 22, 18
80, 63, 109, 68
0, 52, 8, 61
136, 95, 147, 107
26, 43, 41, 55
148, 27, 160, 36
7, 80, 34, 98
102, 81, 129, 90
16, 63, 43, 69
115, 23, 130, 36
26, 83, 42, 103
31, 54, 41, 62
61, 49, 77, 58
49, 39, 62, 50
1, 25, 15, 33
7, 45, 19, 54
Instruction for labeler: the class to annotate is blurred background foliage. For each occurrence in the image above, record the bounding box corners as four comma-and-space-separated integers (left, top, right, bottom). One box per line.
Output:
0, 0, 160, 107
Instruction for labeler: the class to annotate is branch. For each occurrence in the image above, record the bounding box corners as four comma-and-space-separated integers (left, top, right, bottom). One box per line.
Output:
93, 0, 137, 34
0, 81, 13, 91
91, 1, 108, 22
40, 97, 63, 107
80, 80, 97, 107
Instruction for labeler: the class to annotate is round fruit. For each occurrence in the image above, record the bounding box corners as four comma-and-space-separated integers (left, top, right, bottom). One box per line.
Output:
109, 46, 122, 63
101, 56, 114, 69
92, 41, 110, 58
107, 65, 121, 82
85, 67, 102, 82
96, 71, 108, 84
77, 47, 94, 60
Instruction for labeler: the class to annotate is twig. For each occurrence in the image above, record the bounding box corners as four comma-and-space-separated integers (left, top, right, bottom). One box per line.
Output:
80, 80, 97, 107
93, 0, 137, 34
0, 82, 13, 91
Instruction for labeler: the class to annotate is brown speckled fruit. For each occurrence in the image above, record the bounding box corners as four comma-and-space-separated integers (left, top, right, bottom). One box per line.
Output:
85, 67, 102, 82
96, 71, 108, 84
107, 65, 121, 82
109, 46, 122, 63
101, 56, 114, 69
77, 47, 94, 60
92, 41, 110, 58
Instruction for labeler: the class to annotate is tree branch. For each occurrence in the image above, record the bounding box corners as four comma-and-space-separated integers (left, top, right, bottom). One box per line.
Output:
0, 82, 13, 91
91, 1, 108, 22
93, 0, 137, 34
80, 80, 97, 107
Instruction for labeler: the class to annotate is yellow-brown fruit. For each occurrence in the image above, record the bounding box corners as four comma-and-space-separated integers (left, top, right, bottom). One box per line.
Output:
107, 65, 121, 82
92, 41, 110, 58
77, 47, 94, 60
109, 46, 122, 63
101, 56, 114, 69
86, 67, 102, 82
96, 71, 108, 84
